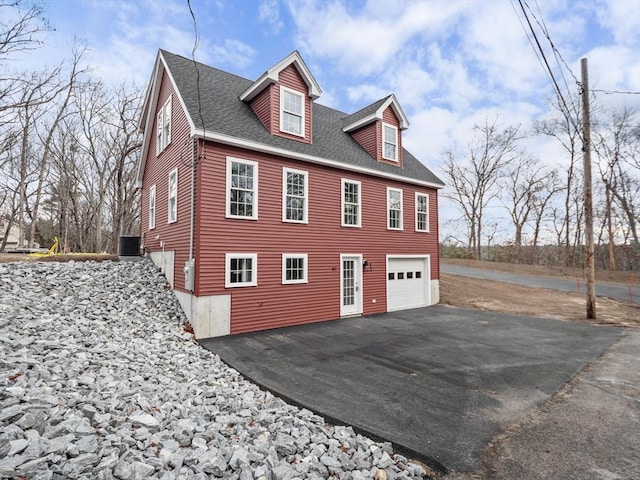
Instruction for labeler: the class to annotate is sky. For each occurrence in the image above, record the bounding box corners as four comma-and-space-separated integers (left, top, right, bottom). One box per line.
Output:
8, 0, 640, 241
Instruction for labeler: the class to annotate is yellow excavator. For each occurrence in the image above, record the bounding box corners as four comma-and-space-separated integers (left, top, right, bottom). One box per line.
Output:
28, 236, 59, 257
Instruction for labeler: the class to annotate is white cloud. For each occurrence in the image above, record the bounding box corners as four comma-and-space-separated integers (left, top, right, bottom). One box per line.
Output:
462, 1, 545, 96
286, 0, 468, 76
210, 39, 257, 69
586, 45, 640, 92
346, 84, 388, 104
594, 0, 640, 46
259, 0, 284, 34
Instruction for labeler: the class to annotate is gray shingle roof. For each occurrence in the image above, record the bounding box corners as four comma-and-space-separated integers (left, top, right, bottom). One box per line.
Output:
341, 96, 390, 129
161, 50, 444, 187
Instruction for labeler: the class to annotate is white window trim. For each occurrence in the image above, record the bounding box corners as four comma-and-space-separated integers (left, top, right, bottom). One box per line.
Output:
156, 111, 163, 155
280, 86, 305, 137
282, 253, 308, 285
148, 184, 156, 230
387, 187, 403, 230
382, 122, 398, 162
341, 178, 362, 228
282, 167, 309, 223
415, 192, 430, 232
156, 96, 172, 155
225, 253, 258, 288
168, 168, 178, 224
226, 157, 259, 220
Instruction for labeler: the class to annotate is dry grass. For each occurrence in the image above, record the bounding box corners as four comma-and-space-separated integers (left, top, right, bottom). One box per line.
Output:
440, 273, 639, 327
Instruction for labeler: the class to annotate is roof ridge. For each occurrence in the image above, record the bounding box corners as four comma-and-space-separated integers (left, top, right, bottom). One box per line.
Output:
160, 49, 254, 84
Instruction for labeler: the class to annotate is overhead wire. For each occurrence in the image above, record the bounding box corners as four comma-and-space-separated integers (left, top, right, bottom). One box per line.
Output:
187, 0, 206, 163
531, 0, 582, 122
514, 0, 583, 141
592, 89, 640, 95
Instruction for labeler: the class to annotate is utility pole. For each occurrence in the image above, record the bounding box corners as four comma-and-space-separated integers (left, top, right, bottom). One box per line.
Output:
581, 57, 596, 319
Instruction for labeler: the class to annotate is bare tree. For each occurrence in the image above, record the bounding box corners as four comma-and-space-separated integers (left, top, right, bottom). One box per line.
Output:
0, 0, 50, 117
442, 118, 521, 259
105, 84, 143, 248
594, 106, 640, 264
529, 169, 563, 249
535, 100, 584, 266
26, 47, 86, 247
0, 0, 48, 58
500, 156, 554, 248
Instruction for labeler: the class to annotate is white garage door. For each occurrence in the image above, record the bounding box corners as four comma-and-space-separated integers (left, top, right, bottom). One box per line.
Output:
387, 256, 430, 311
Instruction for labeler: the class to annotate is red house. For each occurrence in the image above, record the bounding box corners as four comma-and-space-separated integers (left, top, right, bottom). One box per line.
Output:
137, 50, 444, 338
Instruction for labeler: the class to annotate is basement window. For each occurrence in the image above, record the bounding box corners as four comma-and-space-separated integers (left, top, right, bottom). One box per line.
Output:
226, 253, 257, 287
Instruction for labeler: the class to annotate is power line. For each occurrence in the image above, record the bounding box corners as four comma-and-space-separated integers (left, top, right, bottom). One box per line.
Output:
515, 0, 583, 140
530, 0, 582, 121
187, 0, 206, 160
531, 0, 580, 86
592, 89, 640, 95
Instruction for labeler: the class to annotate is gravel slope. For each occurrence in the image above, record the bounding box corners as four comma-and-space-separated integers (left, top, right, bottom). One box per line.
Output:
0, 259, 429, 479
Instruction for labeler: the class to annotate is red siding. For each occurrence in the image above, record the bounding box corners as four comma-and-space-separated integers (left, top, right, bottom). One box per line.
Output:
250, 86, 272, 133
195, 142, 439, 334
350, 107, 403, 167
139, 70, 193, 291
272, 64, 312, 143
351, 123, 378, 159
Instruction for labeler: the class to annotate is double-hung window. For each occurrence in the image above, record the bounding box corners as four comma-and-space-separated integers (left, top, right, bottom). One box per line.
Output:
416, 193, 429, 232
382, 123, 398, 161
282, 254, 308, 284
341, 179, 361, 227
387, 187, 403, 230
225, 254, 257, 287
226, 157, 258, 219
280, 87, 304, 136
156, 96, 172, 154
148, 185, 156, 229
168, 169, 177, 224
283, 168, 308, 223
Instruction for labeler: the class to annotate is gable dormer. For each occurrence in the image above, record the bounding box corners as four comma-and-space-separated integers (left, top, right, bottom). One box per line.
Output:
240, 51, 322, 144
343, 95, 409, 167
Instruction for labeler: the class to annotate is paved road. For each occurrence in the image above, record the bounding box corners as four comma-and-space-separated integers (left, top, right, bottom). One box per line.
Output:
201, 306, 623, 474
444, 328, 640, 480
441, 264, 639, 305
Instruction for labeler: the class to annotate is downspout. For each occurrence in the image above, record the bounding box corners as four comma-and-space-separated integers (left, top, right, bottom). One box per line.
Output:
188, 137, 197, 328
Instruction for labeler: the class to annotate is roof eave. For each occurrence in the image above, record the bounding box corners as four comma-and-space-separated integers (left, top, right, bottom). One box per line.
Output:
239, 51, 322, 102
193, 128, 444, 190
342, 113, 380, 133
136, 51, 197, 187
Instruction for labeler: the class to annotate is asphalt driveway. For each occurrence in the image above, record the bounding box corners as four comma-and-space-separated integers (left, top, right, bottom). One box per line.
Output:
200, 306, 624, 473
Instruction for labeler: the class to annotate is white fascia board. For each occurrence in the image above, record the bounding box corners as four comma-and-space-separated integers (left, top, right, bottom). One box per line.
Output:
192, 129, 444, 190
385, 94, 410, 130
136, 52, 196, 188
342, 113, 380, 132
342, 95, 410, 133
239, 70, 275, 102
239, 51, 322, 102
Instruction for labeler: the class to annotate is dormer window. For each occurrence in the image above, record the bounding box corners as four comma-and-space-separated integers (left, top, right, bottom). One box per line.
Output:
280, 86, 304, 136
382, 123, 398, 161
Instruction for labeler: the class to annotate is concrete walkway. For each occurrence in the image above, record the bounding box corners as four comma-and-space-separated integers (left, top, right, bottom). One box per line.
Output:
200, 306, 623, 474
441, 264, 639, 304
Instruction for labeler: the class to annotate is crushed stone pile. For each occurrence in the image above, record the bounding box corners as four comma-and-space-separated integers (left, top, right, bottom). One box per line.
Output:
0, 259, 429, 479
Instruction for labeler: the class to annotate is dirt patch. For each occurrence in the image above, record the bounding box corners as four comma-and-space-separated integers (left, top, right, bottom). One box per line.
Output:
0, 253, 119, 263
440, 273, 639, 327
442, 258, 639, 286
